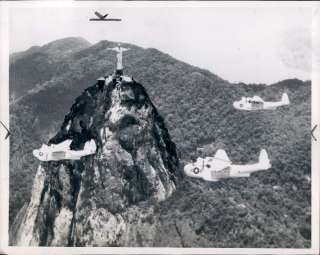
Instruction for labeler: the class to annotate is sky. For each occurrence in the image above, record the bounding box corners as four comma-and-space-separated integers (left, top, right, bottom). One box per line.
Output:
9, 3, 313, 84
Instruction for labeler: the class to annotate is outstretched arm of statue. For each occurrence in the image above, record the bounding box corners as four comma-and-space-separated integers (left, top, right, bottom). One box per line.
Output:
106, 47, 119, 51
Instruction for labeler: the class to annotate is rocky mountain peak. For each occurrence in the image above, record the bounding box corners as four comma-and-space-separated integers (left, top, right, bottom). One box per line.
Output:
9, 38, 311, 248
10, 73, 181, 246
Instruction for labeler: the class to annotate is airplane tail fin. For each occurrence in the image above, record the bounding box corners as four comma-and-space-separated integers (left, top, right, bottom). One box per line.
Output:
282, 93, 290, 105
84, 139, 97, 154
95, 11, 104, 19
259, 149, 271, 170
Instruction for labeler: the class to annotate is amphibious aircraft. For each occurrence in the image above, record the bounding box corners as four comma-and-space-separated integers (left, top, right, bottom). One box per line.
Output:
233, 93, 290, 111
89, 11, 121, 21
184, 149, 271, 181
33, 139, 97, 161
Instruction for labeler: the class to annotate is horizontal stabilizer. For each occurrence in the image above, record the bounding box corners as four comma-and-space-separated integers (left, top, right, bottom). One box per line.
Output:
52, 139, 72, 150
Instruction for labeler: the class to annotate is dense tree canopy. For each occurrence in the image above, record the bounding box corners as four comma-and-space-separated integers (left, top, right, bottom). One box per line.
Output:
9, 38, 311, 247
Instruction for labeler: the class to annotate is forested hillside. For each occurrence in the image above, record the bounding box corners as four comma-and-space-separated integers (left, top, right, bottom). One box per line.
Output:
9, 37, 311, 247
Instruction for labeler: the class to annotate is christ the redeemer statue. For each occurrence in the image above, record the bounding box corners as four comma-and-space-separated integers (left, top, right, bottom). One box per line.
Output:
107, 43, 130, 76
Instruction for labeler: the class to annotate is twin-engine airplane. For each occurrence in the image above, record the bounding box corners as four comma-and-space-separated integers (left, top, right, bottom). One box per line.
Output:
233, 93, 290, 111
33, 139, 97, 161
89, 11, 121, 21
184, 149, 271, 182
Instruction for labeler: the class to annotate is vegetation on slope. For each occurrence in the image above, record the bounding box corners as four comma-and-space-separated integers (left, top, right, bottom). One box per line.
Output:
9, 38, 311, 247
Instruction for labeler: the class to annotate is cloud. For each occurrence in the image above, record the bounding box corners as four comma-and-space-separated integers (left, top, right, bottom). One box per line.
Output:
278, 27, 312, 72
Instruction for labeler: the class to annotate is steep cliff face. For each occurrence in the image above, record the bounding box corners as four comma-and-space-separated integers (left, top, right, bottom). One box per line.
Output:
10, 75, 181, 246
10, 38, 311, 247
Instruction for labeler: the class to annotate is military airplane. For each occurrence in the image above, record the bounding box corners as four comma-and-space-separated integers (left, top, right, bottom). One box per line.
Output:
89, 11, 121, 21
33, 139, 96, 161
184, 149, 271, 182
233, 93, 290, 111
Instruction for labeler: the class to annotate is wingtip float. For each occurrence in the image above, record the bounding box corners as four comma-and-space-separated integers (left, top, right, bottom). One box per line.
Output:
184, 149, 271, 182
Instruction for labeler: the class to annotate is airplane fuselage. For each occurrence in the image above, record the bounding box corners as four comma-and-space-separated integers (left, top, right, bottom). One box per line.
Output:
188, 162, 270, 182
263, 101, 286, 110
233, 93, 290, 111
184, 149, 271, 182
33, 139, 96, 161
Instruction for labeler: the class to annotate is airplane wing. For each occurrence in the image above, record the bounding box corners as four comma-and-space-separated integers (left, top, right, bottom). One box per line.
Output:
208, 149, 232, 171
107, 47, 119, 51
95, 11, 107, 19
252, 96, 263, 102
51, 139, 72, 151
214, 149, 230, 162
106, 18, 121, 21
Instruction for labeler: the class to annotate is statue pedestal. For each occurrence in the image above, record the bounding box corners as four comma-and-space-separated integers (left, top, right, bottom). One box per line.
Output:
116, 69, 123, 76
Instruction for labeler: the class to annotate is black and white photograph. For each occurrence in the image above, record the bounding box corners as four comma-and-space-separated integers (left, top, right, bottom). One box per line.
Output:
0, 1, 319, 254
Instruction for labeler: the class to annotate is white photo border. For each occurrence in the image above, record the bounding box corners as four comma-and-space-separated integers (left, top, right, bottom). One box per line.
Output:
0, 1, 319, 254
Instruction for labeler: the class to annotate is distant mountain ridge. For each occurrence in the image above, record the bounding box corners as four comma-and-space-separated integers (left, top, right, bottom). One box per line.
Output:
10, 37, 91, 100
9, 37, 311, 247
10, 37, 91, 63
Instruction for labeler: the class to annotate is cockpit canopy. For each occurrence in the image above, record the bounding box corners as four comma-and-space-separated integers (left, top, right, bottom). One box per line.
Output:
236, 96, 264, 107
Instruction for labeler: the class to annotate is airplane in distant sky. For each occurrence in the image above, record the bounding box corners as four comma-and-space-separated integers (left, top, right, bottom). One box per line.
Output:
89, 11, 121, 21
184, 149, 271, 182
